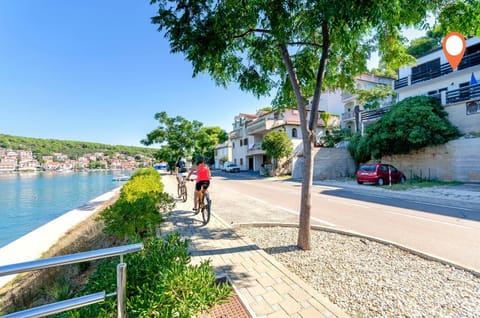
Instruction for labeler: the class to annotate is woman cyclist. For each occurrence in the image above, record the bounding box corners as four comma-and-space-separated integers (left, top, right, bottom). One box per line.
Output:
187, 156, 211, 211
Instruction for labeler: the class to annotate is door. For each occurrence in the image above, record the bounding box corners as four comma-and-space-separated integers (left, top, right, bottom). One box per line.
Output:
249, 157, 254, 170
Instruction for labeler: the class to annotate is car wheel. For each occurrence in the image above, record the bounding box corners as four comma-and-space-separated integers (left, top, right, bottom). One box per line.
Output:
400, 176, 406, 184
357, 180, 363, 184
377, 178, 384, 186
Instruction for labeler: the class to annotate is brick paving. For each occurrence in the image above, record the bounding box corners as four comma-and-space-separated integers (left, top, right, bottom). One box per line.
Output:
161, 184, 350, 318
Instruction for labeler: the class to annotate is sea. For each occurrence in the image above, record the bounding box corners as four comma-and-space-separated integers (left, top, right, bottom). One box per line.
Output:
0, 171, 127, 248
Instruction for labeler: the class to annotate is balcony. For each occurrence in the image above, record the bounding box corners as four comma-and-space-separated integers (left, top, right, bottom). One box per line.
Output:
341, 111, 355, 122
247, 144, 266, 156
395, 51, 480, 89
446, 83, 480, 104
247, 118, 276, 135
229, 128, 243, 139
360, 106, 392, 122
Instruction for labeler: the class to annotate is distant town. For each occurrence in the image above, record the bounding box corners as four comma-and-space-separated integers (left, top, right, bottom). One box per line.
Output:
0, 147, 155, 173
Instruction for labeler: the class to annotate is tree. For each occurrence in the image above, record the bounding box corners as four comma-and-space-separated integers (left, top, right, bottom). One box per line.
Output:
261, 130, 293, 175
150, 0, 478, 250
141, 112, 202, 169
319, 112, 331, 131
355, 85, 396, 110
195, 126, 228, 164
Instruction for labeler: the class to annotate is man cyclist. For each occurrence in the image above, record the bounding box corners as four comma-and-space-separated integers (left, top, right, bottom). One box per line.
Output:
175, 157, 188, 195
187, 156, 211, 211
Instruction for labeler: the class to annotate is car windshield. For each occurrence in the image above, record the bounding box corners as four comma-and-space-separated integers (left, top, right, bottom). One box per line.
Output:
359, 165, 376, 171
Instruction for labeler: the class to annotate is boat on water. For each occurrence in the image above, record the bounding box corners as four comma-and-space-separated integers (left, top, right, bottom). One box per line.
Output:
112, 175, 130, 181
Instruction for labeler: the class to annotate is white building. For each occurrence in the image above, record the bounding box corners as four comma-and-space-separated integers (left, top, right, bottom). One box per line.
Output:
228, 108, 339, 173
394, 36, 480, 134
214, 141, 232, 170
340, 74, 395, 134
229, 113, 258, 171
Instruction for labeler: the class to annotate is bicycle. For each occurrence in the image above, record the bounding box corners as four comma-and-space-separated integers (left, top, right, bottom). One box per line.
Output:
197, 184, 211, 225
177, 175, 187, 203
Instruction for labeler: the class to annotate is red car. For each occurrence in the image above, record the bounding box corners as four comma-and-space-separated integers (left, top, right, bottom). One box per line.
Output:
356, 163, 406, 186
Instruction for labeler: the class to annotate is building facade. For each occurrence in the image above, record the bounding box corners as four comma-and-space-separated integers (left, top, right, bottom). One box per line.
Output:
394, 36, 480, 134
340, 74, 395, 134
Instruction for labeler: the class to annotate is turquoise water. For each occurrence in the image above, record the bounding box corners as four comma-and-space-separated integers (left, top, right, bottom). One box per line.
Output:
0, 171, 125, 248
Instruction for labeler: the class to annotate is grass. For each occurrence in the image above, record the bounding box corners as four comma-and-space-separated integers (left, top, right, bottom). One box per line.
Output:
381, 179, 462, 191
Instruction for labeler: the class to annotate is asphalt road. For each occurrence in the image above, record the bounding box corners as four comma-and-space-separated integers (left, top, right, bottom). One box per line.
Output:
197, 170, 480, 272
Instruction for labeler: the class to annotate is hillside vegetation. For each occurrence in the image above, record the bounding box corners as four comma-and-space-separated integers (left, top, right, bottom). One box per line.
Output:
0, 134, 157, 159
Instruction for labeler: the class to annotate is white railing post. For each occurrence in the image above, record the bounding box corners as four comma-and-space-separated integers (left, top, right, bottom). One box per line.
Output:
117, 263, 127, 318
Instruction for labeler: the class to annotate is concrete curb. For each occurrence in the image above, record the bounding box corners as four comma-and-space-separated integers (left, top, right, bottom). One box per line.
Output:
233, 222, 480, 278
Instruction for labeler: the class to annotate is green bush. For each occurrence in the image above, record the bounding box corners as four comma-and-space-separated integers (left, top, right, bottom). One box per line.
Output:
348, 132, 370, 165
98, 168, 175, 240
62, 233, 232, 318
366, 96, 459, 159
349, 96, 460, 165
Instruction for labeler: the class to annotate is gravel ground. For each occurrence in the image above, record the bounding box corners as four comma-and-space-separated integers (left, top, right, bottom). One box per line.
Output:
237, 226, 480, 318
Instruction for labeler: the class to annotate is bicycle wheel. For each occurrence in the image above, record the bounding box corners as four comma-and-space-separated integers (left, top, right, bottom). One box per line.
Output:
181, 184, 187, 202
201, 192, 211, 225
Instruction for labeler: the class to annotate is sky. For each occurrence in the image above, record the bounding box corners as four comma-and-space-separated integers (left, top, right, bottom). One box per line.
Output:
0, 1, 427, 148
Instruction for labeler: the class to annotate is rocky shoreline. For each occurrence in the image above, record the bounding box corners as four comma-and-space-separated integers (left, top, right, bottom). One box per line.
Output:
237, 226, 480, 318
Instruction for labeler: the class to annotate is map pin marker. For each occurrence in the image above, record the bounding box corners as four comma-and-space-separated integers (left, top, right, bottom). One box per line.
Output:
442, 32, 466, 71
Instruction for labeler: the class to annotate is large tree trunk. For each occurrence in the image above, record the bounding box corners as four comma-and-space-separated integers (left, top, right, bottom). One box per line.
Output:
278, 43, 313, 250
297, 136, 314, 249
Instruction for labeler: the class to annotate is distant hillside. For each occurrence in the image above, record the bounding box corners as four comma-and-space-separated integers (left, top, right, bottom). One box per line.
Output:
0, 134, 158, 159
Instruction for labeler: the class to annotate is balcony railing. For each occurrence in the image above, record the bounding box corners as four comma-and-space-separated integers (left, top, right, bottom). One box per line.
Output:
341, 111, 355, 121
0, 243, 143, 318
395, 51, 480, 89
446, 83, 480, 104
247, 118, 275, 135
247, 143, 265, 155
360, 106, 392, 121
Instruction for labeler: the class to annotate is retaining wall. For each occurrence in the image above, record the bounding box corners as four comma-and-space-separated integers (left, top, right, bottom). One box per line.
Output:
292, 148, 356, 180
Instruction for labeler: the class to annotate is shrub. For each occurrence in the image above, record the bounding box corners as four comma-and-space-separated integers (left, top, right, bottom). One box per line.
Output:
366, 96, 459, 159
62, 233, 232, 318
98, 168, 175, 240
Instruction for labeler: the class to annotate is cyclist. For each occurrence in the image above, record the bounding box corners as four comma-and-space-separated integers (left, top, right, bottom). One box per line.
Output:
175, 157, 188, 195
187, 156, 211, 211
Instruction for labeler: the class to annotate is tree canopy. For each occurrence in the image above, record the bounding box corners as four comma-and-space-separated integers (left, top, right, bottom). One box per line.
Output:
141, 111, 227, 167
150, 0, 480, 250
261, 130, 293, 166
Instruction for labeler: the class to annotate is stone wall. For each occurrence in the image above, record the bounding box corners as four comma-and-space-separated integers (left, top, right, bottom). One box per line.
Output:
292, 138, 480, 183
381, 138, 480, 182
292, 148, 356, 180
444, 101, 480, 135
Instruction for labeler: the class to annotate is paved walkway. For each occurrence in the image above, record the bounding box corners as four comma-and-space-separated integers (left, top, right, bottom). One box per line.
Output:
161, 178, 349, 318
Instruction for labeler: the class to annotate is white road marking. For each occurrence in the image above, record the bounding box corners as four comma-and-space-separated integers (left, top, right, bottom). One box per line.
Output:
325, 198, 370, 208
383, 210, 473, 229
412, 201, 475, 212
230, 190, 336, 227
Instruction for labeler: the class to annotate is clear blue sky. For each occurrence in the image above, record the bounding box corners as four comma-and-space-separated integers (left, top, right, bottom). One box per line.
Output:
0, 1, 272, 147
0, 2, 426, 148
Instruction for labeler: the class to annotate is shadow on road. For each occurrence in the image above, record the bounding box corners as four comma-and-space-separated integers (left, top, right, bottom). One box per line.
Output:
319, 188, 480, 222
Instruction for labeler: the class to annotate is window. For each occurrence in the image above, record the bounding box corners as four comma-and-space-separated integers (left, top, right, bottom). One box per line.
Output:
292, 128, 298, 138
240, 158, 243, 165
240, 140, 243, 146
244, 138, 248, 146
466, 100, 480, 115
232, 142, 235, 148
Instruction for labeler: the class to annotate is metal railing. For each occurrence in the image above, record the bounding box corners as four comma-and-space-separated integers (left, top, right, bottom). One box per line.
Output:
446, 83, 480, 104
394, 51, 480, 89
0, 243, 143, 318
